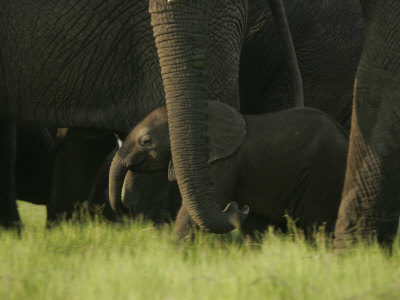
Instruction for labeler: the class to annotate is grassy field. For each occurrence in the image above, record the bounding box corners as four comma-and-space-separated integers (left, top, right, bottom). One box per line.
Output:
0, 201, 399, 300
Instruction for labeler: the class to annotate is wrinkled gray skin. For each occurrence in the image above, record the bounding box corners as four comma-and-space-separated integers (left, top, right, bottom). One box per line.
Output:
0, 0, 362, 227
111, 103, 348, 238
334, 0, 400, 250
145, 0, 362, 234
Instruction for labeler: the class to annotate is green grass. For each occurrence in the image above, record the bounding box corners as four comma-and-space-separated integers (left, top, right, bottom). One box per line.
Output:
1, 201, 399, 300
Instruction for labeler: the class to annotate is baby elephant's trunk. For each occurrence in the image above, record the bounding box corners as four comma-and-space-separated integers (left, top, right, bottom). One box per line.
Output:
108, 152, 129, 215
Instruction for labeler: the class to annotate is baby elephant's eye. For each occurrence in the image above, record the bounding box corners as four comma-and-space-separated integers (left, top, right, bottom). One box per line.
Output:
139, 135, 152, 147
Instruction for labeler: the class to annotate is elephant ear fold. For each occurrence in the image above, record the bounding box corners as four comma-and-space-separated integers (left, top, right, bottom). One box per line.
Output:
168, 160, 177, 182
207, 101, 247, 164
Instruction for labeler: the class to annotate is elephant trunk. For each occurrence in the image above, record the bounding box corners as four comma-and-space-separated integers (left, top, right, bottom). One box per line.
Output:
150, 0, 248, 233
108, 152, 129, 215
120, 170, 139, 210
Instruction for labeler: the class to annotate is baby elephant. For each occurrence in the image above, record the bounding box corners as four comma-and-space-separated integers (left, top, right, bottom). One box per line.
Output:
109, 102, 348, 238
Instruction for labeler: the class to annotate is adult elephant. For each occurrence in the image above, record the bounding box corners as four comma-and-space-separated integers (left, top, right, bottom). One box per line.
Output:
334, 0, 400, 249
110, 0, 363, 233
0, 0, 165, 227
0, 0, 362, 227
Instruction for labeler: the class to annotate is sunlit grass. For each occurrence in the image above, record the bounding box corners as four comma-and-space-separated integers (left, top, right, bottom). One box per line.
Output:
0, 201, 399, 300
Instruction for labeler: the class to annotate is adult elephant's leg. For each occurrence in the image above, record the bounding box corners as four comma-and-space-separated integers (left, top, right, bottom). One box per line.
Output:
16, 125, 55, 205
0, 121, 20, 228
47, 128, 116, 224
334, 0, 400, 249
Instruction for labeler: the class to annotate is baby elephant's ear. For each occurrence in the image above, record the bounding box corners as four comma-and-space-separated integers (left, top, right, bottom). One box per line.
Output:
168, 160, 177, 181
207, 101, 247, 164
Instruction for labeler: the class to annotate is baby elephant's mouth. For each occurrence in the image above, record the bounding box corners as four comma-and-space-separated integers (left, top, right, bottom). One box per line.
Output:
130, 158, 166, 174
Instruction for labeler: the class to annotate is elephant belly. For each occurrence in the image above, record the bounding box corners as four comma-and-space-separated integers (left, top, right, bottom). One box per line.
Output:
0, 0, 163, 131
232, 181, 288, 228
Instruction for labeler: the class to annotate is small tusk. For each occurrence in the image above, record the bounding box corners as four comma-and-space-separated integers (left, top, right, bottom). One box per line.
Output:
117, 139, 123, 148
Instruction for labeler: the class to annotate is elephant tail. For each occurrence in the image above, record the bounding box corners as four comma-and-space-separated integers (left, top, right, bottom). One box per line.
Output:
268, 0, 304, 107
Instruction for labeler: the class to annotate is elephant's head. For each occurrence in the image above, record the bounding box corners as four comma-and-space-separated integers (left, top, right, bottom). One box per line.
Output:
109, 102, 249, 229
109, 106, 171, 213
145, 0, 300, 233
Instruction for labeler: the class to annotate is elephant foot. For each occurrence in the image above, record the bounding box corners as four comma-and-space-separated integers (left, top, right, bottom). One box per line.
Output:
334, 222, 398, 255
0, 197, 21, 231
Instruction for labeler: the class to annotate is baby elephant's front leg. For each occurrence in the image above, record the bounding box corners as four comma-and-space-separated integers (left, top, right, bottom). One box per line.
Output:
174, 205, 196, 241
